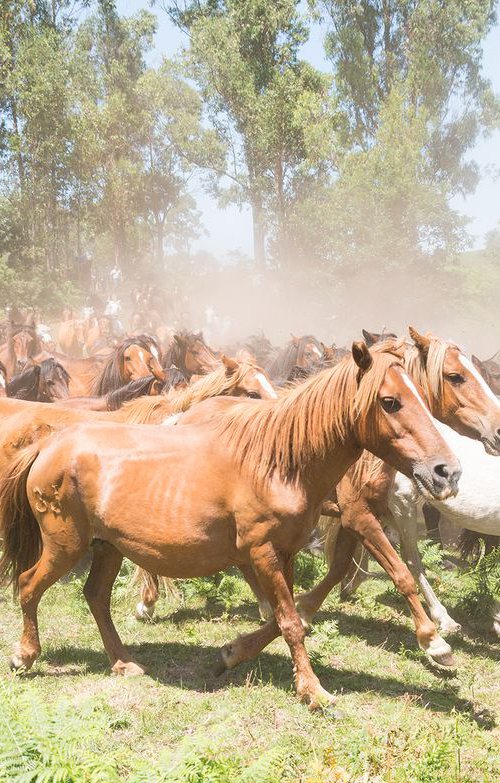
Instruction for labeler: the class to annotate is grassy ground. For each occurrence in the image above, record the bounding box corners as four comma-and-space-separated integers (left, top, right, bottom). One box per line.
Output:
0, 551, 499, 783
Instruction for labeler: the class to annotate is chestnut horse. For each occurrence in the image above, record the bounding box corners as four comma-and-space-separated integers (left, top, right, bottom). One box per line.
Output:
0, 324, 42, 378
0, 342, 460, 709
162, 330, 219, 379
294, 329, 500, 666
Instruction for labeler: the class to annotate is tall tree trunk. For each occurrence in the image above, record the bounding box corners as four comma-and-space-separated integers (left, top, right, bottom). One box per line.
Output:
251, 194, 266, 271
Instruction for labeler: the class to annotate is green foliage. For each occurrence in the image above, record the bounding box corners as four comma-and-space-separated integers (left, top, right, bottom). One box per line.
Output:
455, 545, 500, 617
0, 681, 122, 783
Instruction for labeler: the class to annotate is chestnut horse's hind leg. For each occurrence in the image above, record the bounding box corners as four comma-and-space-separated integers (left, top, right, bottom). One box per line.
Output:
295, 526, 358, 627
11, 533, 88, 672
220, 544, 335, 710
83, 540, 145, 676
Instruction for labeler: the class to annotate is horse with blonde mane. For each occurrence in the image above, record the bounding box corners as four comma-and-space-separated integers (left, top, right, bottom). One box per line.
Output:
294, 328, 500, 666
0, 341, 460, 709
0, 357, 276, 477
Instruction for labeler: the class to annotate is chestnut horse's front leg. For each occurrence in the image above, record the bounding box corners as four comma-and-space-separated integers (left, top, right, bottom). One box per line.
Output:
218, 542, 335, 710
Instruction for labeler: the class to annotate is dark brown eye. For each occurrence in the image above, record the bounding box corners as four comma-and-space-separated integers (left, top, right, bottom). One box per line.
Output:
446, 373, 465, 385
248, 391, 260, 399
381, 397, 402, 413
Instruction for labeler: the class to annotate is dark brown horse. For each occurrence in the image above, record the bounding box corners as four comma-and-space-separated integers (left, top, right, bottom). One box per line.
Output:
6, 359, 70, 403
266, 335, 324, 382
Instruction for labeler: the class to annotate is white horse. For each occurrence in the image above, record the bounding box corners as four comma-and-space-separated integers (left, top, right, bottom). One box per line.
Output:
389, 418, 500, 637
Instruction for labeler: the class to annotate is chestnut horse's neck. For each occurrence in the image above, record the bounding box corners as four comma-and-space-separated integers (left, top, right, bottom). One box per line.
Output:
215, 352, 400, 500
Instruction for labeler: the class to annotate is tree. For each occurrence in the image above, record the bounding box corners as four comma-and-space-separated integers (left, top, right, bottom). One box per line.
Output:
163, 0, 338, 270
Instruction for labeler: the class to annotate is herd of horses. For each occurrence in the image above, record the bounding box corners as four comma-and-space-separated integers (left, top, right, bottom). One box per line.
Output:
0, 313, 500, 710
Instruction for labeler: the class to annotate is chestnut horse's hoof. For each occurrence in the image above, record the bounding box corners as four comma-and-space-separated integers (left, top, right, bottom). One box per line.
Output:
10, 644, 36, 672
111, 660, 145, 677
299, 684, 337, 712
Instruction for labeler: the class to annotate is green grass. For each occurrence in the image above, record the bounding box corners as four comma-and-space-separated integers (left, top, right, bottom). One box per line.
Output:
0, 553, 499, 783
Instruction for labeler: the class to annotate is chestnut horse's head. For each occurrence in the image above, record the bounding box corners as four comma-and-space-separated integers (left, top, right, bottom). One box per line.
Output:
120, 337, 166, 384
37, 359, 71, 403
407, 328, 500, 456
291, 334, 324, 369
220, 355, 277, 400
351, 341, 461, 501
169, 331, 219, 378
9, 324, 40, 373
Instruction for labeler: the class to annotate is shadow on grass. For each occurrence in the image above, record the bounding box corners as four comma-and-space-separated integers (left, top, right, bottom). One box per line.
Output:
21, 639, 494, 728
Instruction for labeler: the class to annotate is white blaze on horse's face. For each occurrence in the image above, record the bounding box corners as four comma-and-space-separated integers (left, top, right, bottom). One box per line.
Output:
255, 372, 278, 399
0, 374, 5, 389
150, 346, 160, 362
312, 345, 322, 358
401, 373, 435, 423
459, 354, 500, 408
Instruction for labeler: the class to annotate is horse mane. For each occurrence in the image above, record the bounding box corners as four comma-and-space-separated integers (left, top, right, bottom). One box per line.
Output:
91, 334, 161, 396
40, 358, 70, 387
105, 375, 159, 411
404, 334, 458, 409
216, 343, 404, 487
7, 364, 41, 400
118, 362, 261, 424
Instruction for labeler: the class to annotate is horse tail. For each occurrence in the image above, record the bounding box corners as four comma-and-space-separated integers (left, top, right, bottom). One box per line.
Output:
131, 566, 179, 603
0, 444, 41, 596
317, 516, 341, 567
459, 529, 499, 565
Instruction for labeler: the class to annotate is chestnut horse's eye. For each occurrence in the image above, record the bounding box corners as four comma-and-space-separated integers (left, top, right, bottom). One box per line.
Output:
446, 373, 465, 385
248, 391, 261, 399
380, 397, 402, 413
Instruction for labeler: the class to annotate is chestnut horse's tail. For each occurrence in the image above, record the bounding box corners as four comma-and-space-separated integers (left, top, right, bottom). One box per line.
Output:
0, 444, 41, 596
131, 566, 180, 604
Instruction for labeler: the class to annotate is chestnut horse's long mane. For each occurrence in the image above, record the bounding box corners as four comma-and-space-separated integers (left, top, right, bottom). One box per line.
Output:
119, 361, 265, 424
217, 343, 405, 486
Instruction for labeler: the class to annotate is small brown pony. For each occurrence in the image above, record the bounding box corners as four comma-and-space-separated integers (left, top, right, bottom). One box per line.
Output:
0, 342, 460, 709
0, 323, 42, 378
294, 328, 500, 667
162, 330, 219, 379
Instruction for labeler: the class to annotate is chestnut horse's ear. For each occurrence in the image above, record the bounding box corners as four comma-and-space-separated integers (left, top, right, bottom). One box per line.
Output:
321, 342, 334, 360
409, 326, 431, 355
362, 329, 378, 347
352, 341, 372, 372
290, 333, 299, 346
221, 354, 239, 374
